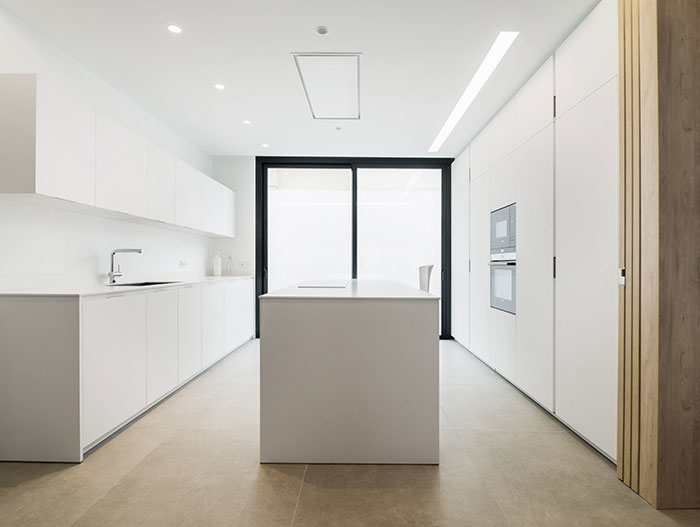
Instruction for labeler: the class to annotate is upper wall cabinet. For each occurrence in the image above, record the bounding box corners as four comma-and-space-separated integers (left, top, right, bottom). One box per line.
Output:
516, 57, 554, 145
0, 74, 96, 206
146, 142, 176, 224
555, 0, 618, 117
0, 74, 234, 238
175, 159, 204, 231
96, 113, 148, 217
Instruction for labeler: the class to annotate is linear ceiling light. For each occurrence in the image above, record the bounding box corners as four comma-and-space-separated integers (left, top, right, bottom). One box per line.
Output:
428, 31, 519, 153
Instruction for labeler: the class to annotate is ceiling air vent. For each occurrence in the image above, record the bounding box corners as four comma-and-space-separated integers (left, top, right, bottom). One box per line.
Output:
293, 53, 361, 120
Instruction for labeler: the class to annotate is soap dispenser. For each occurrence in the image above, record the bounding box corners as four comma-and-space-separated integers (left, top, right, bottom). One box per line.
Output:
213, 251, 222, 277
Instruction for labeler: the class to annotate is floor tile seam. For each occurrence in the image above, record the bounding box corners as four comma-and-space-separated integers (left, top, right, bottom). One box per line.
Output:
290, 464, 308, 527
68, 427, 179, 527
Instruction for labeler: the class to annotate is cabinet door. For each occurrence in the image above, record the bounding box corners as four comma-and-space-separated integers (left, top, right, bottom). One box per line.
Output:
147, 143, 175, 224
221, 186, 236, 238
469, 174, 491, 365
95, 113, 148, 216
178, 286, 202, 383
514, 126, 555, 411
146, 289, 178, 404
35, 78, 96, 206
202, 283, 226, 366
82, 294, 147, 447
451, 185, 469, 348
555, 78, 619, 459
174, 160, 203, 230
225, 279, 255, 352
202, 177, 223, 234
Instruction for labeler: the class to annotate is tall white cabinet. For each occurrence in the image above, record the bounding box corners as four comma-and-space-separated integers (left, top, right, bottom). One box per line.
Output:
451, 147, 470, 348
454, 0, 618, 459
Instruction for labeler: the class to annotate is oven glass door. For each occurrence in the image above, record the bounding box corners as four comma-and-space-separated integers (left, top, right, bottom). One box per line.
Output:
490, 264, 516, 314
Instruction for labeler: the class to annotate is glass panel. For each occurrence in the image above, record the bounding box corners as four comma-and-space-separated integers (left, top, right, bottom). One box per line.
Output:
493, 268, 513, 301
267, 168, 352, 292
357, 168, 442, 296
495, 219, 508, 239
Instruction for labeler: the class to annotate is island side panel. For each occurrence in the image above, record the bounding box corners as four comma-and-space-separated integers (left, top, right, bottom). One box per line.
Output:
260, 297, 439, 464
0, 295, 82, 462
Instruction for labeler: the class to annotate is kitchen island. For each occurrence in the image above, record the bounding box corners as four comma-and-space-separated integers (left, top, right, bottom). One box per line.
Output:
259, 280, 439, 464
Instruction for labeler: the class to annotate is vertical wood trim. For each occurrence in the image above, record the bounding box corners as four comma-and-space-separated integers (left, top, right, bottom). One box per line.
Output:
630, 0, 642, 494
638, 0, 659, 504
617, 0, 627, 482
622, 0, 635, 488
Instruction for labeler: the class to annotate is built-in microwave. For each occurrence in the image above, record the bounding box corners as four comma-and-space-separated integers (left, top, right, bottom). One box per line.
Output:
490, 203, 516, 314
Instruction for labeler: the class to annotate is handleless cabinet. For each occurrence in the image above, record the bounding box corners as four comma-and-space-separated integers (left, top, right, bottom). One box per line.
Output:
175, 159, 204, 231
202, 177, 223, 235
146, 143, 176, 224
146, 289, 179, 404
178, 286, 202, 383
82, 294, 147, 447
95, 113, 148, 217
225, 278, 255, 352
202, 282, 226, 366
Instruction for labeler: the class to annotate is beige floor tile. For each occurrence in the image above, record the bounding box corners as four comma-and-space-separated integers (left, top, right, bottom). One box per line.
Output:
1, 339, 699, 526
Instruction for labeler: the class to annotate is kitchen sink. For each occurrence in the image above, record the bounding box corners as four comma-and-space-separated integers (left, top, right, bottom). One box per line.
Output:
112, 281, 181, 287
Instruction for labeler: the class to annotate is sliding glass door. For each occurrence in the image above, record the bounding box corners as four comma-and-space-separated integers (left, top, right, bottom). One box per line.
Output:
357, 168, 442, 296
266, 167, 352, 292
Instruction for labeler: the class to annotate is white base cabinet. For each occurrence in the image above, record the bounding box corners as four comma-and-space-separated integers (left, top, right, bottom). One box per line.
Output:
146, 289, 179, 404
82, 294, 147, 447
202, 282, 226, 367
178, 285, 203, 384
0, 277, 255, 462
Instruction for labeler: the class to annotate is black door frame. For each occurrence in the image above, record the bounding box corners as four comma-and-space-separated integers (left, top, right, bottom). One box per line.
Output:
255, 156, 454, 339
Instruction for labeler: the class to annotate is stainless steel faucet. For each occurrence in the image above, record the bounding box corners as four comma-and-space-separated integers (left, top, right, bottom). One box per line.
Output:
109, 249, 143, 284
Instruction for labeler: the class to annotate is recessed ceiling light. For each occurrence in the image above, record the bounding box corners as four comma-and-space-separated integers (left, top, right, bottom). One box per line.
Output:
336, 126, 342, 131
214, 83, 225, 90
242, 120, 251, 125
167, 24, 182, 34
428, 31, 519, 153
261, 143, 270, 148
316, 26, 329, 35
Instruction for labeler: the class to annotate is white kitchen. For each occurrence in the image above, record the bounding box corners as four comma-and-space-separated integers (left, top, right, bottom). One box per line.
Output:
1, 0, 700, 525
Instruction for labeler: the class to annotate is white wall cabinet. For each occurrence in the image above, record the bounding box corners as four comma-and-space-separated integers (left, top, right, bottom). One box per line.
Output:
203, 177, 223, 235
82, 294, 147, 447
514, 126, 555, 411
221, 186, 236, 238
175, 159, 204, 232
146, 289, 179, 404
0, 74, 233, 239
0, 74, 95, 206
95, 113, 148, 217
468, 173, 491, 365
147, 142, 176, 224
202, 282, 226, 367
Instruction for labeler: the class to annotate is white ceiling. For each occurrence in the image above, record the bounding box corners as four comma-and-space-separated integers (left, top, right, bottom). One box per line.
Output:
0, 0, 600, 158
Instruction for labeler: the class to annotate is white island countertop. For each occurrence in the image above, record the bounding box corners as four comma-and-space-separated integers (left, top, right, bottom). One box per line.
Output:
0, 275, 254, 297
261, 279, 438, 301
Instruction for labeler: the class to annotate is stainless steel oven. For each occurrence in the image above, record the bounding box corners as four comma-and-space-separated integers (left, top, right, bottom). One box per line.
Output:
490, 203, 516, 314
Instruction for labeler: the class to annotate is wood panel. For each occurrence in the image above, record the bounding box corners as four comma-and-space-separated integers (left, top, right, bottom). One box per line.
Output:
619, 0, 700, 509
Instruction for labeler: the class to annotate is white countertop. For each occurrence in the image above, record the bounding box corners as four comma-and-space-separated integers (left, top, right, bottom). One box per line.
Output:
261, 280, 438, 301
0, 275, 254, 297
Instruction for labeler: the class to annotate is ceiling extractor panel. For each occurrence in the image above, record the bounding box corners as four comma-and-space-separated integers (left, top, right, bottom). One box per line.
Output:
293, 53, 361, 120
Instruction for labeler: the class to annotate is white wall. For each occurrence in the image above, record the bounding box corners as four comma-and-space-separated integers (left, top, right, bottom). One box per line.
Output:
452, 0, 618, 459
0, 6, 217, 290
0, 6, 210, 174
211, 156, 256, 276
0, 198, 211, 290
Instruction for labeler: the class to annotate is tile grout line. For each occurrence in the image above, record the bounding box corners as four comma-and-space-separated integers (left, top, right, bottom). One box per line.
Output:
290, 464, 308, 527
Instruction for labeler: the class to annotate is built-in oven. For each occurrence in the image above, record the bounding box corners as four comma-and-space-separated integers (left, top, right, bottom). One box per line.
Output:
490, 203, 516, 314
